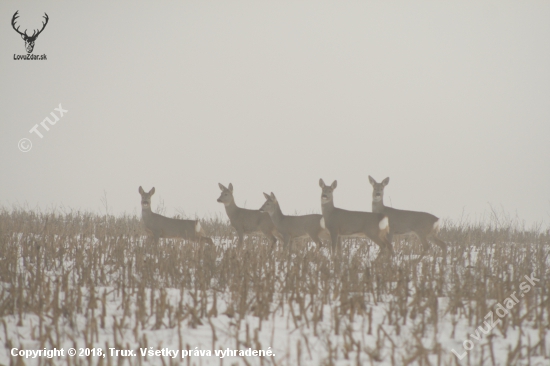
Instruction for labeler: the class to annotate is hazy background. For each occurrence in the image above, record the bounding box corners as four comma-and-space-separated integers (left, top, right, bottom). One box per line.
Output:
1, 1, 549, 228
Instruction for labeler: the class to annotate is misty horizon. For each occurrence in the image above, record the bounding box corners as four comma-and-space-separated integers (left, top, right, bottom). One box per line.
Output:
1, 1, 549, 229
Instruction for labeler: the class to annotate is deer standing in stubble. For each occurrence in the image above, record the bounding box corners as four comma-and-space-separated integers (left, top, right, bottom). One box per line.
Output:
139, 186, 213, 245
259, 192, 327, 250
319, 179, 392, 256
217, 183, 279, 247
368, 176, 447, 256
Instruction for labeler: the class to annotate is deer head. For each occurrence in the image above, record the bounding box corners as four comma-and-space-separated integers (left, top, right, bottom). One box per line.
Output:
319, 179, 337, 204
138, 186, 155, 210
217, 183, 234, 206
12, 11, 49, 54
259, 192, 278, 214
368, 176, 389, 203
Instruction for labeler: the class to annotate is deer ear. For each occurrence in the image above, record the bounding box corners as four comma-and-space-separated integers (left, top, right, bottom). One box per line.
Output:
149, 187, 155, 195
139, 186, 144, 194
319, 179, 326, 188
263, 192, 271, 200
228, 183, 233, 192
382, 177, 390, 186
270, 192, 277, 201
218, 183, 226, 191
331, 180, 337, 189
368, 176, 376, 186
21, 34, 26, 40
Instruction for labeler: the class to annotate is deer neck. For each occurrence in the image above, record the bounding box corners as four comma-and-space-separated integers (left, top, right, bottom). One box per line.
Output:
141, 206, 153, 219
268, 204, 285, 225
372, 197, 385, 213
321, 200, 335, 216
223, 199, 239, 217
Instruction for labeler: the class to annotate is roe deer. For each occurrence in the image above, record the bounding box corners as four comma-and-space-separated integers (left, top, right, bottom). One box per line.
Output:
138, 186, 213, 245
319, 179, 392, 255
217, 183, 279, 246
259, 192, 327, 250
368, 176, 447, 256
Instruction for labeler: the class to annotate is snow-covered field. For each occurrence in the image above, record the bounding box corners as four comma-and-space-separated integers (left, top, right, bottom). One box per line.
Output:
1, 211, 549, 365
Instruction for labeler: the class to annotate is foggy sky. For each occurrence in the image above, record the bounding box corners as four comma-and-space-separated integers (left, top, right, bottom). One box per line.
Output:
1, 1, 549, 228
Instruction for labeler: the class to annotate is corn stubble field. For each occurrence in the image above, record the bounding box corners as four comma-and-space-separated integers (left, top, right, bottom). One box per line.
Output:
0, 207, 549, 366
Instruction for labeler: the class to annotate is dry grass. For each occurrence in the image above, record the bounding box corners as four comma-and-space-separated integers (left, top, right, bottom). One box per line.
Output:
0, 205, 549, 365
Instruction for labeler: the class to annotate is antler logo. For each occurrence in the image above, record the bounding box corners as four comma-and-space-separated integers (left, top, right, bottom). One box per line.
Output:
11, 11, 49, 54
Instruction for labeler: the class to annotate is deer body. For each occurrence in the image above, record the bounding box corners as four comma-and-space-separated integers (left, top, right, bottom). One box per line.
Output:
319, 179, 392, 255
217, 183, 279, 246
368, 176, 447, 255
259, 192, 326, 249
139, 186, 213, 245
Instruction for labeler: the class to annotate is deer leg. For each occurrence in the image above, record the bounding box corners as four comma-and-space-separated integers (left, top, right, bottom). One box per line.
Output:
418, 234, 431, 255
236, 230, 244, 247
287, 237, 295, 258
379, 232, 393, 255
282, 234, 291, 250
368, 224, 392, 256
371, 235, 393, 258
329, 231, 339, 253
265, 232, 277, 248
197, 225, 213, 245
310, 233, 323, 248
429, 234, 447, 257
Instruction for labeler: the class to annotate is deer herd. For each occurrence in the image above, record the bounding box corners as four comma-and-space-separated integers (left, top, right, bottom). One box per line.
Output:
139, 177, 447, 260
